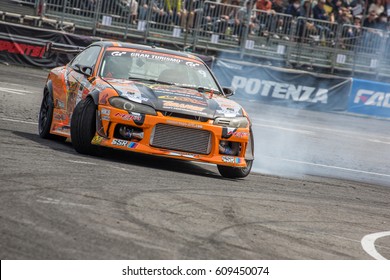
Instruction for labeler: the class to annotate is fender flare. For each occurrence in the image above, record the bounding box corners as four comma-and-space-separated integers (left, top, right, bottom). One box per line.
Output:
88, 89, 101, 105
245, 127, 255, 161
45, 80, 53, 97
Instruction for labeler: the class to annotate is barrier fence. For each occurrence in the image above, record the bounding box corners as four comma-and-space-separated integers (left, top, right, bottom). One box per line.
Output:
4, 0, 390, 78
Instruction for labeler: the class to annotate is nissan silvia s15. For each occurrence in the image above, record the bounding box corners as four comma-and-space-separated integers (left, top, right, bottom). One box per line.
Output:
38, 41, 254, 178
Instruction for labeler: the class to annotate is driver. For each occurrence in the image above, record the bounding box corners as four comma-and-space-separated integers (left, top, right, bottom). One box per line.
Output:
102, 56, 131, 79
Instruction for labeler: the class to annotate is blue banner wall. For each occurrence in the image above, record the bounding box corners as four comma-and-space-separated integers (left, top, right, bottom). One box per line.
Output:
348, 79, 390, 118
212, 60, 352, 112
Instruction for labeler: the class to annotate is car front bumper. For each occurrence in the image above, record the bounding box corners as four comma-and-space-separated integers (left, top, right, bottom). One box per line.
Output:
92, 105, 251, 167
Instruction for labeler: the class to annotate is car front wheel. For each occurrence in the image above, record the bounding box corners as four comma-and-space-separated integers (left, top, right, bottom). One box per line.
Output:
217, 159, 253, 179
70, 97, 97, 155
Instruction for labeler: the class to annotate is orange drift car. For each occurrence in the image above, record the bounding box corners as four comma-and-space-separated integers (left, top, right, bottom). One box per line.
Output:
38, 41, 254, 178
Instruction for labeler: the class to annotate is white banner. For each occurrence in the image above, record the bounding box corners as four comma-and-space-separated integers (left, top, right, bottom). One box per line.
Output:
1, 260, 389, 280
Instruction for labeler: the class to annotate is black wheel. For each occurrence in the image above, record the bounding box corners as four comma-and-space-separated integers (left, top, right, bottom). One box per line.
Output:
217, 159, 253, 179
38, 89, 66, 141
70, 97, 97, 155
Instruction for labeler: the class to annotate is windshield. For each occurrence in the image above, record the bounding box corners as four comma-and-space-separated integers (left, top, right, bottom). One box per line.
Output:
100, 48, 220, 92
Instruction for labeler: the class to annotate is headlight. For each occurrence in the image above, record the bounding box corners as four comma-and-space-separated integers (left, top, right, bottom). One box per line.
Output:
109, 97, 157, 116
213, 117, 249, 128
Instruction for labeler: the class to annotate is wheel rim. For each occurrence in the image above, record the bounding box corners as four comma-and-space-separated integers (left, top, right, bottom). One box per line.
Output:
39, 94, 49, 134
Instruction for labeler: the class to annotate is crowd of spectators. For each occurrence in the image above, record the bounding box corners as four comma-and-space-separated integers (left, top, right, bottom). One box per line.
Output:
52, 0, 390, 46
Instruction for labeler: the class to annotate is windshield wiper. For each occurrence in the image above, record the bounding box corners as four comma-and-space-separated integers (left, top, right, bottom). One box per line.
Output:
128, 77, 173, 85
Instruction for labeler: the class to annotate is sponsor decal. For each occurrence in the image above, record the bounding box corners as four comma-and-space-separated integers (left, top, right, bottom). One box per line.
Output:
232, 76, 328, 104
91, 135, 104, 145
101, 108, 111, 115
233, 131, 249, 138
353, 90, 390, 108
53, 112, 66, 121
185, 62, 200, 67
151, 86, 204, 98
101, 115, 110, 121
162, 100, 205, 112
221, 156, 235, 163
114, 112, 142, 121
222, 127, 237, 139
166, 120, 203, 129
158, 95, 207, 106
0, 39, 45, 58
127, 142, 139, 149
111, 51, 126, 56
214, 96, 243, 117
111, 139, 128, 146
53, 125, 70, 133
235, 157, 242, 164
55, 99, 65, 109
121, 91, 149, 102
114, 112, 145, 126
129, 52, 182, 63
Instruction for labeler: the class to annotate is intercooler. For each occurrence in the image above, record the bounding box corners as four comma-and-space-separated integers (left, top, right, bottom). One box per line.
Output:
150, 124, 211, 154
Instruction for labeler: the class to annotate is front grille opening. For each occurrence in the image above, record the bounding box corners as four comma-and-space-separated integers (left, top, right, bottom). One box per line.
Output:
219, 141, 241, 156
151, 124, 211, 154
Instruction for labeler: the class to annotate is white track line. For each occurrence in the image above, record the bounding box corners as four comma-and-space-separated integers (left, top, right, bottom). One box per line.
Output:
0, 117, 38, 125
273, 157, 390, 178
361, 231, 390, 260
252, 123, 315, 135
67, 160, 97, 165
0, 87, 29, 95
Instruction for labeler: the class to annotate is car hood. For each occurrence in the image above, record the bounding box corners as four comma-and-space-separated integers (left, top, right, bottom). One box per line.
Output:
105, 79, 243, 119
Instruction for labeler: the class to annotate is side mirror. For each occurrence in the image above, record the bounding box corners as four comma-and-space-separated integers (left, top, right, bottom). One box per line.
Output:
73, 64, 92, 76
223, 87, 235, 97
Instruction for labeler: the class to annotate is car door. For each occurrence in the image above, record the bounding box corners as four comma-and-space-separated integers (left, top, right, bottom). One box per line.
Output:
66, 45, 101, 118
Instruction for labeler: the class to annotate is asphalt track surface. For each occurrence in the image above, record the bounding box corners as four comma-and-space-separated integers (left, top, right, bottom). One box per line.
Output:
0, 64, 389, 259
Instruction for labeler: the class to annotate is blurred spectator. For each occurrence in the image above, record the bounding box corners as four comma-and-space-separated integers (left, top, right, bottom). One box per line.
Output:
386, 0, 390, 16
120, 0, 139, 24
270, 0, 287, 38
285, 0, 302, 39
313, 0, 334, 41
255, 0, 272, 12
324, 0, 336, 22
255, 0, 273, 36
363, 9, 378, 28
271, 0, 285, 13
164, 0, 182, 25
376, 12, 388, 29
313, 0, 330, 21
285, 0, 302, 17
234, 0, 255, 39
369, 0, 384, 15
337, 6, 353, 24
342, 16, 362, 49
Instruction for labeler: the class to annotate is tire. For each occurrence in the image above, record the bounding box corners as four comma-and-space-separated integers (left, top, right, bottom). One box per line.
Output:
217, 159, 253, 179
38, 89, 66, 141
70, 97, 97, 155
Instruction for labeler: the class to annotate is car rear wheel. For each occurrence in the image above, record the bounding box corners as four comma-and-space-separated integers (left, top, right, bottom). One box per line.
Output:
70, 97, 97, 155
38, 89, 66, 141
217, 159, 253, 178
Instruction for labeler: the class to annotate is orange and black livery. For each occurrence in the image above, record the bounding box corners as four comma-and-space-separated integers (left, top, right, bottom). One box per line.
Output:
38, 41, 254, 178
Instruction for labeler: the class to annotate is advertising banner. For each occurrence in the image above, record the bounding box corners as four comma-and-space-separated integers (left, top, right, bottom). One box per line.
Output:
212, 59, 352, 112
0, 22, 95, 67
348, 79, 390, 118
